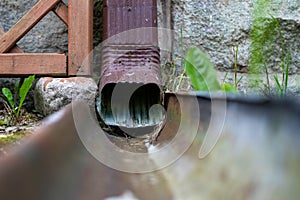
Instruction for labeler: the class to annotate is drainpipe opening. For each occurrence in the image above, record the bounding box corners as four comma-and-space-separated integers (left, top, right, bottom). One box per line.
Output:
96, 82, 164, 136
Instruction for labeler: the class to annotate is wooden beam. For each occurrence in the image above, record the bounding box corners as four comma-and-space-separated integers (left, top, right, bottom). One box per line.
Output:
53, 1, 68, 26
0, 53, 66, 76
0, 29, 23, 53
68, 0, 93, 76
0, 0, 61, 53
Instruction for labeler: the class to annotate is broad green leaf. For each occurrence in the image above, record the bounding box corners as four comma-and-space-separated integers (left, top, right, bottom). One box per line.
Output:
185, 47, 220, 91
17, 75, 35, 117
2, 88, 15, 109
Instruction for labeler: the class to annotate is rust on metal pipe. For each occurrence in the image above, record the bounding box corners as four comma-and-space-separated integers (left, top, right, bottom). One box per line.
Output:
97, 0, 163, 129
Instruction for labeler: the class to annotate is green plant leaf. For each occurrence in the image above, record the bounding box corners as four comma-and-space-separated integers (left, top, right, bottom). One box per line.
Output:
222, 83, 237, 92
17, 75, 35, 117
185, 47, 220, 91
2, 88, 15, 110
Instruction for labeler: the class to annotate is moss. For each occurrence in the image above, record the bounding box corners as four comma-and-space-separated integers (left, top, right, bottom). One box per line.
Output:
0, 131, 29, 147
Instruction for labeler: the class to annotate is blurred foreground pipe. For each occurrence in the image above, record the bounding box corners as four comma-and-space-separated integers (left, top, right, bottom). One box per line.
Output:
151, 92, 300, 199
0, 93, 300, 199
0, 102, 172, 200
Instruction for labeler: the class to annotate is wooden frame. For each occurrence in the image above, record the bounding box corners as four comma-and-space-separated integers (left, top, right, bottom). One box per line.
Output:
0, 53, 66, 75
53, 2, 69, 25
0, 0, 93, 77
0, 29, 23, 53
68, 0, 93, 76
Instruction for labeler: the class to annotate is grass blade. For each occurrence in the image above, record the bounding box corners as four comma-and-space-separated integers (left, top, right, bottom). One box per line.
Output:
263, 61, 271, 95
284, 52, 290, 95
237, 75, 244, 85
274, 74, 282, 95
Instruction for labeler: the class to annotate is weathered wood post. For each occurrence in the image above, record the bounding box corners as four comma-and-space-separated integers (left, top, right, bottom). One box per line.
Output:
68, 0, 94, 76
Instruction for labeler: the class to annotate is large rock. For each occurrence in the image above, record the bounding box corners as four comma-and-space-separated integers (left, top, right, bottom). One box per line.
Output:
169, 0, 300, 73
34, 77, 98, 116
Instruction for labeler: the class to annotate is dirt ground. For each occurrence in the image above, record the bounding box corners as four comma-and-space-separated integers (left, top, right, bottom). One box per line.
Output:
0, 105, 43, 156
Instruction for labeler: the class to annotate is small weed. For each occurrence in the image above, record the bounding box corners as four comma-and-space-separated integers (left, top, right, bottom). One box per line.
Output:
1, 75, 35, 122
271, 15, 290, 96
250, 0, 291, 96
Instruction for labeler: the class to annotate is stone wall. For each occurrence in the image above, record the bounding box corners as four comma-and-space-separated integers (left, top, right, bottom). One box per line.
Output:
168, 0, 300, 74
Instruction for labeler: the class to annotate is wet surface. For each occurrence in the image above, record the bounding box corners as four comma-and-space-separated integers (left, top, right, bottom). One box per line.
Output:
107, 135, 148, 153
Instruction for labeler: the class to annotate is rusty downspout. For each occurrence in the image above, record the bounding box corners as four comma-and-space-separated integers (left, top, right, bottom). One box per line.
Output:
96, 0, 163, 130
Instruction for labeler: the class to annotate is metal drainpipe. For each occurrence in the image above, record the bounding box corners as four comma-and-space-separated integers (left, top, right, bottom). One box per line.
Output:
96, 0, 163, 131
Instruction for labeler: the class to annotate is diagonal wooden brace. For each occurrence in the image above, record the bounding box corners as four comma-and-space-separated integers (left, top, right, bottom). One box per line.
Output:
0, 0, 61, 53
0, 29, 23, 53
53, 1, 69, 26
